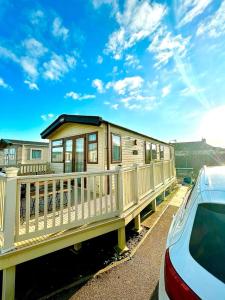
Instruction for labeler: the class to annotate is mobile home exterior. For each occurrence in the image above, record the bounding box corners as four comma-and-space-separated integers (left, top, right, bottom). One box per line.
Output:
41, 115, 174, 174
0, 139, 49, 166
0, 115, 176, 300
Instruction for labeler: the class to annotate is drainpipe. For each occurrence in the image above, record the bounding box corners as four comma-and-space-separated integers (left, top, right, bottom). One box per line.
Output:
106, 123, 110, 194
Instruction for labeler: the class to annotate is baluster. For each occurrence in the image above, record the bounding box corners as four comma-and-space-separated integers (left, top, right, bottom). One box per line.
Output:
60, 179, 64, 225
93, 176, 96, 216
99, 176, 103, 214
44, 181, 48, 229
81, 177, 84, 219
74, 177, 78, 221
105, 175, 108, 214
35, 182, 39, 231
52, 180, 56, 227
15, 182, 21, 238
87, 176, 91, 218
68, 178, 71, 223
109, 174, 113, 212
25, 183, 30, 234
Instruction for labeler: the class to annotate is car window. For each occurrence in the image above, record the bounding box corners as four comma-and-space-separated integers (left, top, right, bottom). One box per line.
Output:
189, 203, 225, 284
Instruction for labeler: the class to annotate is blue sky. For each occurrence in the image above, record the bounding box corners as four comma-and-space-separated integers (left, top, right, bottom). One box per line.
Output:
0, 0, 225, 146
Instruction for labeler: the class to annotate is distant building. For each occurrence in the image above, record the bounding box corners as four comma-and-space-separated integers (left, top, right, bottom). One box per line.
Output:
172, 139, 225, 175
0, 139, 49, 166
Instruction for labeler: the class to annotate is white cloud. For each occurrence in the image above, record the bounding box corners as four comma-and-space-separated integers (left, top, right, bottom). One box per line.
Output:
43, 54, 76, 81
97, 55, 103, 64
161, 84, 171, 97
92, 0, 119, 14
104, 101, 119, 110
0, 77, 12, 90
41, 113, 55, 121
124, 54, 142, 69
0, 46, 19, 63
106, 76, 143, 95
177, 0, 212, 27
23, 38, 48, 57
148, 27, 190, 68
20, 57, 39, 79
0, 46, 39, 79
121, 94, 157, 110
30, 10, 44, 25
105, 0, 167, 59
52, 17, 69, 40
196, 1, 225, 38
92, 78, 104, 93
111, 103, 119, 110
24, 80, 39, 90
65, 91, 96, 100
180, 86, 204, 96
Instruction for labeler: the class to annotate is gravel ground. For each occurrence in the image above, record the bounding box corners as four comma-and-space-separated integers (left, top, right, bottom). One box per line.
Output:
69, 204, 178, 300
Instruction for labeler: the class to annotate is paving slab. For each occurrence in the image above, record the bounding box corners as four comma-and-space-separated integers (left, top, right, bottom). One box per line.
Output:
69, 186, 189, 300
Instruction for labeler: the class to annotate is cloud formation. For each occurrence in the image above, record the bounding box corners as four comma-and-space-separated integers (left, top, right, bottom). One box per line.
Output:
92, 78, 104, 93
0, 77, 12, 90
105, 0, 167, 59
148, 27, 190, 68
197, 1, 225, 38
65, 91, 96, 100
176, 0, 212, 27
24, 80, 39, 90
52, 17, 69, 40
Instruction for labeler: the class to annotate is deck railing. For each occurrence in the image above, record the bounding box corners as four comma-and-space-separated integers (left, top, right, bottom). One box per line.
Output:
0, 163, 52, 176
0, 160, 175, 252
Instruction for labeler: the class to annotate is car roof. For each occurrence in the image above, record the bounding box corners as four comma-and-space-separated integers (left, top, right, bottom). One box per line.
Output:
198, 166, 225, 204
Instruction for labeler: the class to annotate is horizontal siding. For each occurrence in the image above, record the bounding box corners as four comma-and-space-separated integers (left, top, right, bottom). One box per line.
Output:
22, 145, 49, 164
48, 122, 172, 173
109, 125, 170, 169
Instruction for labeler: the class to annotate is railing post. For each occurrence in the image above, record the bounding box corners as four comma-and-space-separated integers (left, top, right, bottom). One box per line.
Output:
162, 161, 165, 185
2, 167, 19, 253
133, 164, 139, 204
151, 162, 155, 191
117, 166, 124, 215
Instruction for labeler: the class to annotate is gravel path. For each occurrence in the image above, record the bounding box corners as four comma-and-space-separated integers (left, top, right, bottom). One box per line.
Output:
70, 204, 178, 300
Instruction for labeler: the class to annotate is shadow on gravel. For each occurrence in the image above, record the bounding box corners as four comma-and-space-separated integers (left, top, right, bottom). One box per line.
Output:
12, 217, 149, 300
150, 281, 159, 300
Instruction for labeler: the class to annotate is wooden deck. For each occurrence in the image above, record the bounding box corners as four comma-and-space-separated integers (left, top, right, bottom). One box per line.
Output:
0, 160, 176, 300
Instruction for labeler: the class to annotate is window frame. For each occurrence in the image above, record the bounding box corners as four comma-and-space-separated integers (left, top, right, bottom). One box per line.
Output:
145, 142, 151, 164
111, 133, 122, 164
160, 145, 164, 160
51, 139, 64, 163
87, 132, 98, 164
30, 148, 42, 160
151, 143, 157, 160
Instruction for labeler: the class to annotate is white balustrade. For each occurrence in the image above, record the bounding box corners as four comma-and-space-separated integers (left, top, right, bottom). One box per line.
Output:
0, 160, 175, 251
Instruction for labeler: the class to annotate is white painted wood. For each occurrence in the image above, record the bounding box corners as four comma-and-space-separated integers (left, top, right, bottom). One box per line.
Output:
67, 179, 71, 223
10, 162, 175, 244
117, 166, 124, 215
2, 168, 18, 252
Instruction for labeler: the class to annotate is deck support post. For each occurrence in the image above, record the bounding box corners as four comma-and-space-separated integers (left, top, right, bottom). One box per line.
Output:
134, 214, 142, 233
2, 265, 16, 300
2, 167, 19, 253
73, 242, 82, 253
162, 190, 166, 200
151, 198, 157, 212
133, 164, 139, 204
117, 226, 128, 253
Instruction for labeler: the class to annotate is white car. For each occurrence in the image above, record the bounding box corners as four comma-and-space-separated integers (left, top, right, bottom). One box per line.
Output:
159, 166, 225, 300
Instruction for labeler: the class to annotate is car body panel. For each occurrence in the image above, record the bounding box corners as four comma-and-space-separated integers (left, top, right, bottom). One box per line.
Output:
159, 166, 225, 300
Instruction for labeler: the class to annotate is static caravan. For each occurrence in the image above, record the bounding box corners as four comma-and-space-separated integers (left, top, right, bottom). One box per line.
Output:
0, 139, 49, 166
41, 114, 174, 174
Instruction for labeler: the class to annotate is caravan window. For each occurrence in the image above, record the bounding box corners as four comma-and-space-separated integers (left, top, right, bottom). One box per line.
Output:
111, 133, 122, 163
